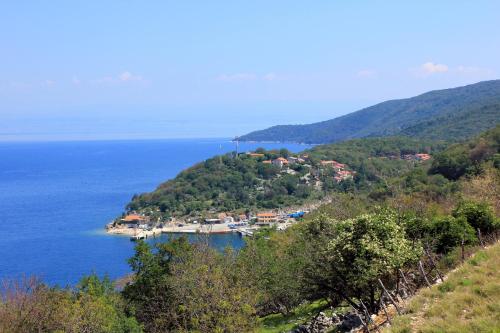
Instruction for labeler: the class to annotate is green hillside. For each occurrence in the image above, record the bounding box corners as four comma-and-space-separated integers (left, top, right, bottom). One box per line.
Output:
123, 137, 444, 221
239, 80, 500, 144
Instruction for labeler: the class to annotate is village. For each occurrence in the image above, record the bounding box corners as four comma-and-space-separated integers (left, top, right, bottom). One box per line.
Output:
106, 150, 431, 240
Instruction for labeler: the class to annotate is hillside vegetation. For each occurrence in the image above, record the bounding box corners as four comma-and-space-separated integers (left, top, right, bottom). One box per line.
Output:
125, 125, 499, 223
239, 80, 500, 144
386, 242, 500, 333
1, 127, 499, 333
124, 137, 444, 221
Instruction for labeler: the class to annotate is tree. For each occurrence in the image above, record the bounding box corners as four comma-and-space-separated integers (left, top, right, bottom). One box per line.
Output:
452, 200, 499, 233
0, 275, 142, 333
123, 238, 192, 332
301, 209, 421, 312
238, 229, 304, 315
279, 148, 290, 158
169, 244, 258, 332
431, 215, 476, 253
122, 238, 258, 333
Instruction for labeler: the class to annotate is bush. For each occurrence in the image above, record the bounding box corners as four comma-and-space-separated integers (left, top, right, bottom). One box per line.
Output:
452, 200, 499, 233
432, 216, 476, 253
301, 209, 421, 312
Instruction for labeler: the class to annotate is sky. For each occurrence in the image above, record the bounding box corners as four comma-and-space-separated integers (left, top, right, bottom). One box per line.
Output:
1, 1, 499, 141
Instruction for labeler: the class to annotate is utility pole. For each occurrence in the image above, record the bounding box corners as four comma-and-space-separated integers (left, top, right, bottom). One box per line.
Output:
219, 144, 223, 166
235, 137, 239, 158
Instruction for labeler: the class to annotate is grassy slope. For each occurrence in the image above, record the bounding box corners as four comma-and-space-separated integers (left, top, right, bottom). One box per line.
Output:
386, 242, 500, 333
256, 300, 330, 333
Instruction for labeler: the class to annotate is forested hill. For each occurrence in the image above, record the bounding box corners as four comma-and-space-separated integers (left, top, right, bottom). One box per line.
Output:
124, 136, 445, 221
238, 80, 500, 144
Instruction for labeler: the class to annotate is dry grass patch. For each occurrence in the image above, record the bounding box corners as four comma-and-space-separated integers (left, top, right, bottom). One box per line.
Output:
385, 242, 500, 333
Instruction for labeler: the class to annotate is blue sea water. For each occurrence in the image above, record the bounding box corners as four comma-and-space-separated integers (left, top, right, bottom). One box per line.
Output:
0, 138, 309, 286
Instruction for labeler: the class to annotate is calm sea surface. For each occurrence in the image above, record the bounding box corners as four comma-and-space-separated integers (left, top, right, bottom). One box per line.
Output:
0, 138, 309, 286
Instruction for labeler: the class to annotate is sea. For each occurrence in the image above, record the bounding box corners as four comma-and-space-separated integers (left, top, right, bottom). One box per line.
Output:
0, 138, 309, 286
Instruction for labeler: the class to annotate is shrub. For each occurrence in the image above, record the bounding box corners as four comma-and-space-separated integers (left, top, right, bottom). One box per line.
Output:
452, 200, 499, 233
432, 216, 476, 253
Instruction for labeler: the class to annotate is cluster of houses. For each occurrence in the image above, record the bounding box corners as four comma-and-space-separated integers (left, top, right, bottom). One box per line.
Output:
247, 153, 307, 168
319, 160, 356, 182
112, 151, 358, 231
403, 153, 431, 161
113, 209, 307, 231
247, 151, 355, 183
377, 153, 432, 161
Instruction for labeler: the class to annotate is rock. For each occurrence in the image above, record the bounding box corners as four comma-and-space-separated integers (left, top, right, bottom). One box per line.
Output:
290, 312, 337, 333
338, 312, 363, 332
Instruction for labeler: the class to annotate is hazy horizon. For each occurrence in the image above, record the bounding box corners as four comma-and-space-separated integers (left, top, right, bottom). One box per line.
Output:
2, 1, 499, 141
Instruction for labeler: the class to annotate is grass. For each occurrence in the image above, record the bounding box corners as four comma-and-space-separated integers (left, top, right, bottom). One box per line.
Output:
385, 242, 500, 333
256, 300, 331, 333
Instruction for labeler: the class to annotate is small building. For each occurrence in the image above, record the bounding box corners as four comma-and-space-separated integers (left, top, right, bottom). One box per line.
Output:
204, 218, 222, 224
247, 153, 265, 158
272, 157, 289, 168
335, 170, 355, 182
119, 214, 149, 228
223, 216, 235, 224
321, 160, 345, 170
415, 153, 431, 161
262, 160, 272, 164
256, 212, 277, 224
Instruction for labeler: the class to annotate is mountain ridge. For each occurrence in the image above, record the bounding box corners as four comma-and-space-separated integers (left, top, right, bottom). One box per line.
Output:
238, 80, 500, 144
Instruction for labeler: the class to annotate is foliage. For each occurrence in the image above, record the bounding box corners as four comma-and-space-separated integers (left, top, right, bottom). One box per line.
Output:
430, 124, 500, 180
239, 80, 500, 143
123, 238, 258, 333
169, 246, 258, 333
125, 135, 447, 221
431, 215, 477, 254
0, 275, 142, 333
460, 167, 500, 215
452, 200, 499, 233
126, 151, 322, 219
300, 209, 422, 312
238, 228, 305, 315
257, 300, 329, 333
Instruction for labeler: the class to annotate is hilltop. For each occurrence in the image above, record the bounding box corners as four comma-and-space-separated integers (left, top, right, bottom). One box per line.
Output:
238, 80, 500, 144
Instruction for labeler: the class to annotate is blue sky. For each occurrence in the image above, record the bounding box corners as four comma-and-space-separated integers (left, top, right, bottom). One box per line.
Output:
1, 1, 499, 141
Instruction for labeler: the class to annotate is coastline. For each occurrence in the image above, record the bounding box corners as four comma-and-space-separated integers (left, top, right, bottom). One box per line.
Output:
107, 222, 237, 238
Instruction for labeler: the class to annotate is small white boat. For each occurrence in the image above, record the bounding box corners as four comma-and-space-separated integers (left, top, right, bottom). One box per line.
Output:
130, 232, 146, 241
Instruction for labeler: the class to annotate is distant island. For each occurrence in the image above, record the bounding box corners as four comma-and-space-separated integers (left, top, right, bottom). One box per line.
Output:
238, 80, 500, 144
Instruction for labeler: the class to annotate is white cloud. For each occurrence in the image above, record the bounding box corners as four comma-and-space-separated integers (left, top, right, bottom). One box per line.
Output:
216, 72, 283, 82
356, 69, 377, 78
410, 62, 449, 77
456, 65, 493, 76
42, 80, 55, 87
411, 61, 494, 79
119, 71, 143, 82
92, 71, 146, 85
216, 73, 258, 82
263, 72, 278, 81
421, 62, 448, 74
